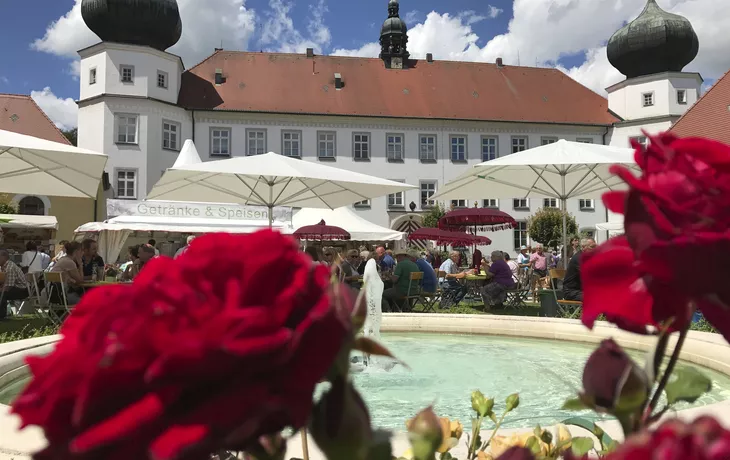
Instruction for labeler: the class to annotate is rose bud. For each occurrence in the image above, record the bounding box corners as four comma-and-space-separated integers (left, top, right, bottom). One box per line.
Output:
506, 393, 520, 412
310, 377, 373, 460
407, 407, 444, 460
472, 390, 494, 417
581, 339, 649, 413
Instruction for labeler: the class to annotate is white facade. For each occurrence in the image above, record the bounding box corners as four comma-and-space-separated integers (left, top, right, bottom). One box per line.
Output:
76, 42, 701, 252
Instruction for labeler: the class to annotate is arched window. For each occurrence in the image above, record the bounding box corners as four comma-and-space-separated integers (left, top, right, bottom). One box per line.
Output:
19, 196, 45, 215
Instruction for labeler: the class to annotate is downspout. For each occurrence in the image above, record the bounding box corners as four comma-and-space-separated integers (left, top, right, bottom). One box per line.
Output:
191, 110, 196, 142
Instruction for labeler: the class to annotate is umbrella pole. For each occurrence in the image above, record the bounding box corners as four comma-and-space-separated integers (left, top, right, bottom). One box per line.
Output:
268, 204, 274, 228
561, 174, 568, 269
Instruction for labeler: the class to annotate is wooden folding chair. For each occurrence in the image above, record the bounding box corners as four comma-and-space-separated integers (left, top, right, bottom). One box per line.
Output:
419, 270, 444, 313
549, 269, 582, 318
43, 272, 73, 325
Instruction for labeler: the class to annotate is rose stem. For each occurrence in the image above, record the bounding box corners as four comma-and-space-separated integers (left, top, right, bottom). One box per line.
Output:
646, 326, 689, 420
301, 428, 310, 460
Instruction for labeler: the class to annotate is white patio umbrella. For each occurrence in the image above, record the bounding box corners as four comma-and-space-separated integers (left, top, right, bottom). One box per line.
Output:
0, 129, 107, 198
148, 151, 415, 227
431, 139, 636, 263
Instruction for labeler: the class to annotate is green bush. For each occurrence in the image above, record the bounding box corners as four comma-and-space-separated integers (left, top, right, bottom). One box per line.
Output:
0, 324, 59, 344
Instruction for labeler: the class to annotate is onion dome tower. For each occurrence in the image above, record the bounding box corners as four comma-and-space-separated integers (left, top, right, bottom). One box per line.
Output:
379, 0, 410, 69
81, 0, 183, 51
607, 0, 698, 78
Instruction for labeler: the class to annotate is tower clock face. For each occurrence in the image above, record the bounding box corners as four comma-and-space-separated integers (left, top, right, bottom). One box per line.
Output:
391, 57, 403, 69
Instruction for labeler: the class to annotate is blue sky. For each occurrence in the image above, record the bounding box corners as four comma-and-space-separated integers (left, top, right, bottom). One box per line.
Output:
1, 0, 727, 129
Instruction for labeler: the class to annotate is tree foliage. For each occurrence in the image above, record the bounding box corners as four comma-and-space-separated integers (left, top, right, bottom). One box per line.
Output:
0, 201, 17, 214
527, 207, 578, 249
62, 128, 78, 146
422, 203, 446, 228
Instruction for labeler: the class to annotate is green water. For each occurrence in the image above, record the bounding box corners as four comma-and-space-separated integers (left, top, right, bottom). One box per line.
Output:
351, 333, 730, 429
3, 333, 730, 431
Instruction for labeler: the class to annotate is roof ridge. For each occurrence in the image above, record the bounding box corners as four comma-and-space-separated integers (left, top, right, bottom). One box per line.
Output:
0, 93, 31, 99
27, 95, 73, 145
184, 49, 224, 74
672, 69, 730, 130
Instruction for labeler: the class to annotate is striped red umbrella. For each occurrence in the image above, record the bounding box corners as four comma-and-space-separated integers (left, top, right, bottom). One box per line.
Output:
439, 208, 517, 231
293, 220, 350, 241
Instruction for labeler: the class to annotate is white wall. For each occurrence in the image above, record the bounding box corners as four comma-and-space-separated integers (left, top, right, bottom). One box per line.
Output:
606, 119, 673, 149
79, 43, 183, 104
607, 72, 702, 121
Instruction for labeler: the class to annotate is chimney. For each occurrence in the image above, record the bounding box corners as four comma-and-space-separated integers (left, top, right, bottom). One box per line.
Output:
306, 48, 315, 58
496, 57, 504, 67
215, 69, 225, 85
214, 47, 223, 52
426, 53, 433, 63
334, 73, 344, 90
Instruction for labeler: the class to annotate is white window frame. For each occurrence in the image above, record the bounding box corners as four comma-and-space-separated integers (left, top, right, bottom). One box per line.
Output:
541, 137, 559, 146
318, 131, 336, 160
513, 221, 528, 250
353, 132, 371, 161
482, 199, 498, 208
115, 168, 137, 200
642, 92, 654, 107
387, 180, 405, 209
120, 65, 134, 83
513, 198, 529, 210
481, 136, 498, 161
576, 138, 593, 144
354, 199, 371, 209
89, 67, 97, 85
157, 70, 168, 89
677, 89, 687, 105
162, 120, 180, 151
282, 130, 302, 158
420, 181, 437, 209
451, 199, 467, 208
115, 114, 138, 145
386, 133, 405, 162
246, 129, 267, 156
579, 199, 595, 211
210, 127, 232, 157
450, 135, 467, 162
511, 136, 528, 153
543, 198, 558, 208
419, 134, 437, 162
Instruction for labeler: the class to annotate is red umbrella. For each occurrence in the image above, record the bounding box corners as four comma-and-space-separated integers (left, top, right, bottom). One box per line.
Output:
439, 208, 517, 231
293, 220, 350, 241
408, 228, 490, 246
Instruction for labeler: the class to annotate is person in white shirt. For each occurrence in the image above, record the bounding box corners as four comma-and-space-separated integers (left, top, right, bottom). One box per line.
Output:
517, 245, 530, 266
438, 251, 467, 308
504, 253, 520, 284
21, 241, 44, 273
38, 246, 51, 270
174, 235, 196, 259
148, 239, 160, 256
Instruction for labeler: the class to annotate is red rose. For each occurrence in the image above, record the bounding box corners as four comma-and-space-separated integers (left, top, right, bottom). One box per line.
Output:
582, 133, 730, 339
598, 417, 730, 460
12, 230, 351, 460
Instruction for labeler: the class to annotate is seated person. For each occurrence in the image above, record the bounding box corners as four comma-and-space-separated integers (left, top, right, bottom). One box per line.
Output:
504, 253, 520, 284
81, 239, 105, 279
130, 244, 157, 279
410, 249, 437, 294
120, 245, 140, 281
438, 251, 468, 308
50, 241, 85, 305
563, 238, 596, 301
0, 249, 29, 320
481, 251, 517, 308
339, 249, 363, 290
382, 249, 420, 312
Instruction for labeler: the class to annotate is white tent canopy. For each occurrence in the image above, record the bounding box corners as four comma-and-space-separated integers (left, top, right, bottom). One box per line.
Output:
293, 207, 404, 241
76, 215, 293, 263
0, 129, 107, 198
148, 151, 415, 225
0, 214, 58, 230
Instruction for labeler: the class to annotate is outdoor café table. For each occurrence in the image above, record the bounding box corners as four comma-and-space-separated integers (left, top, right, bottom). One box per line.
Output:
464, 274, 487, 302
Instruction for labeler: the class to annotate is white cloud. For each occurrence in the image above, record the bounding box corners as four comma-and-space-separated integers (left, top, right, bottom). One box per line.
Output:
0, 76, 8, 85
487, 5, 503, 19
404, 10, 422, 25
32, 0, 256, 69
260, 0, 330, 53
30, 87, 78, 131
333, 0, 730, 96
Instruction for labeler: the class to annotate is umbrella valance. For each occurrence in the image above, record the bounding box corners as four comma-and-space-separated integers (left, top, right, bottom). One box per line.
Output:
294, 220, 351, 241
408, 228, 491, 246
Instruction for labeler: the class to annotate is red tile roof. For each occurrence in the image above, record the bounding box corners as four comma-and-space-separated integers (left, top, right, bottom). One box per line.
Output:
670, 70, 730, 144
0, 94, 71, 145
179, 51, 619, 126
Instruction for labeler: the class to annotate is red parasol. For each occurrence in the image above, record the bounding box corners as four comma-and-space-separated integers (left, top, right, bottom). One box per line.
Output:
293, 220, 350, 241
408, 228, 490, 246
438, 208, 517, 231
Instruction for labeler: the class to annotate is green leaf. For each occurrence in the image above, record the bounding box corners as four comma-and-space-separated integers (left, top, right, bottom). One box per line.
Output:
561, 397, 589, 411
571, 437, 594, 456
524, 436, 542, 455
561, 417, 615, 450
665, 366, 713, 405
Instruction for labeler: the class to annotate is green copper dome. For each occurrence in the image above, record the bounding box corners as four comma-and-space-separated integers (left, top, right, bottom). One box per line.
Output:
607, 0, 698, 78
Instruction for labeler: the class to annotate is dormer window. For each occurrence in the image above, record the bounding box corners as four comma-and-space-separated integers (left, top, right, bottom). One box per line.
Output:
642, 92, 654, 107
89, 68, 97, 85
120, 65, 134, 83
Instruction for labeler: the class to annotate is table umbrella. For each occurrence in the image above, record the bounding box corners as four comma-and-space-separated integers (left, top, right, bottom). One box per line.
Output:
438, 207, 516, 231
294, 220, 351, 241
148, 150, 415, 227
431, 139, 636, 263
0, 129, 107, 198
408, 228, 490, 247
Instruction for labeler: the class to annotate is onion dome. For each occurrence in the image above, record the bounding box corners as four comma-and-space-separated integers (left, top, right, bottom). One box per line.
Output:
607, 0, 698, 78
379, 0, 410, 67
81, 0, 183, 52
380, 0, 408, 37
